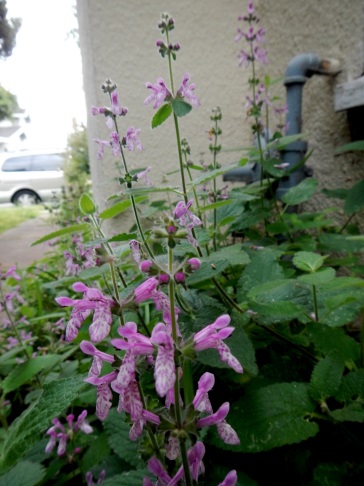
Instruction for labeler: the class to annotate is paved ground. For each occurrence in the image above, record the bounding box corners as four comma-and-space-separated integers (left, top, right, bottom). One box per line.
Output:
0, 213, 56, 271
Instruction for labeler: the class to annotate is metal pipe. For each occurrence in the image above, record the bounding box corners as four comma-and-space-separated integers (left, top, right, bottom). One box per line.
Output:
276, 53, 341, 199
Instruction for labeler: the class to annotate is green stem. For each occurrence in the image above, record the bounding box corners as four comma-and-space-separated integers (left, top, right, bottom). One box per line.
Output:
130, 194, 154, 259
137, 379, 162, 459
173, 113, 189, 203
313, 284, 319, 321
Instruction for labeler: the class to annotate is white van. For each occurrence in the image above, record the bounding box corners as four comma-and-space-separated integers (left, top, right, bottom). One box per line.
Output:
0, 150, 66, 205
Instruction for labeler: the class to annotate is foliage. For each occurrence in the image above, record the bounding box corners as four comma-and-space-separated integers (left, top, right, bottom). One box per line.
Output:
0, 4, 364, 486
0, 206, 43, 234
0, 84, 19, 121
0, 0, 21, 60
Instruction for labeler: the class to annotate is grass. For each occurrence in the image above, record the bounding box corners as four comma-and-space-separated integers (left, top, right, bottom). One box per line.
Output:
0, 206, 44, 234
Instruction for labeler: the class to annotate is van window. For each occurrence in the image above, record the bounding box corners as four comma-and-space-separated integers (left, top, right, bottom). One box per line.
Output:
31, 154, 64, 171
2, 156, 32, 172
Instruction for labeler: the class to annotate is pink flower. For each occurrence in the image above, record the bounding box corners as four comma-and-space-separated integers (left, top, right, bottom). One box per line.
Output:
55, 282, 114, 343
177, 73, 200, 107
136, 166, 152, 186
144, 77, 172, 109
134, 277, 159, 303
193, 372, 214, 413
218, 470, 238, 486
94, 139, 110, 160
151, 323, 175, 397
196, 402, 240, 445
173, 199, 202, 247
124, 127, 144, 151
130, 239, 141, 264
193, 314, 243, 374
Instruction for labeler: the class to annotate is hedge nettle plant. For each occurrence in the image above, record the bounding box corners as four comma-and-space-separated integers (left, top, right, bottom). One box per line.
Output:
1, 2, 363, 485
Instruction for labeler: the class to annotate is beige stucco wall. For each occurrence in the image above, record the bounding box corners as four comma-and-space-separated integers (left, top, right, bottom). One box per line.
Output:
76, 0, 364, 232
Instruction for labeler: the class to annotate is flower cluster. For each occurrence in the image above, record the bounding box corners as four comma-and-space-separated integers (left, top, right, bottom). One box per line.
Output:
55, 282, 115, 342
64, 234, 98, 276
45, 410, 93, 457
144, 72, 200, 110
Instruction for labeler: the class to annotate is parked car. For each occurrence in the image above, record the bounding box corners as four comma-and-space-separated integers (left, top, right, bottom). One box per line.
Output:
0, 150, 66, 205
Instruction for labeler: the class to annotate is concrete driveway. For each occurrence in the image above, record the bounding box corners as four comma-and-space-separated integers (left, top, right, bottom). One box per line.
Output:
0, 213, 56, 271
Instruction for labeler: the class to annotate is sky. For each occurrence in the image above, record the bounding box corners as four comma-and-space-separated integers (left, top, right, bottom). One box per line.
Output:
0, 0, 86, 150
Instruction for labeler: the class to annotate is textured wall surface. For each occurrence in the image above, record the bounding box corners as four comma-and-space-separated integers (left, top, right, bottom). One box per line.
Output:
77, 0, 364, 231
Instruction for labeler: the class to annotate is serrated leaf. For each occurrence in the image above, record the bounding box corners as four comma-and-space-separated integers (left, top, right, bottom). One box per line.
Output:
344, 179, 364, 214
99, 196, 148, 219
151, 103, 172, 128
319, 233, 364, 252
309, 355, 344, 401
329, 402, 364, 422
0, 461, 45, 486
0, 374, 87, 470
79, 193, 96, 215
238, 249, 284, 299
186, 260, 228, 285
307, 324, 360, 363
334, 369, 364, 402
197, 327, 258, 376
297, 267, 335, 285
78, 263, 110, 279
204, 245, 250, 267
249, 301, 306, 324
281, 178, 318, 205
171, 98, 192, 117
2, 355, 62, 394
103, 409, 143, 468
31, 223, 89, 246
214, 382, 318, 452
293, 251, 326, 273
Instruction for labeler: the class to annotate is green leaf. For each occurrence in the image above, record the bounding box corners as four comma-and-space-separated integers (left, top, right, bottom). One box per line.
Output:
102, 470, 150, 486
329, 402, 364, 422
319, 233, 364, 252
307, 324, 360, 363
0, 461, 45, 486
204, 245, 250, 267
344, 179, 364, 214
334, 369, 364, 402
79, 193, 96, 215
2, 354, 62, 394
171, 99, 192, 117
281, 178, 318, 205
197, 327, 258, 376
293, 251, 326, 273
198, 199, 234, 213
0, 374, 87, 471
215, 382, 318, 452
237, 249, 284, 299
248, 301, 306, 324
151, 102, 172, 128
103, 409, 143, 468
192, 161, 246, 186
266, 132, 307, 150
335, 140, 364, 153
31, 223, 89, 246
99, 196, 148, 219
108, 232, 138, 242
186, 260, 228, 285
309, 355, 344, 401
297, 267, 336, 285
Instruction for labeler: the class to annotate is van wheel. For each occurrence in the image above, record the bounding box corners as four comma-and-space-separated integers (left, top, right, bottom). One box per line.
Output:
12, 190, 40, 206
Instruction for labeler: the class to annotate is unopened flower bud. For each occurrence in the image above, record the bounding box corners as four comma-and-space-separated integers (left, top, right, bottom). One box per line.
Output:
175, 271, 186, 283
187, 258, 201, 271
140, 260, 154, 273
158, 273, 170, 285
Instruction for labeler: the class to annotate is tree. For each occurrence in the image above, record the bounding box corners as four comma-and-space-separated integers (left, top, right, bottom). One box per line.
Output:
0, 0, 21, 60
0, 84, 19, 120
